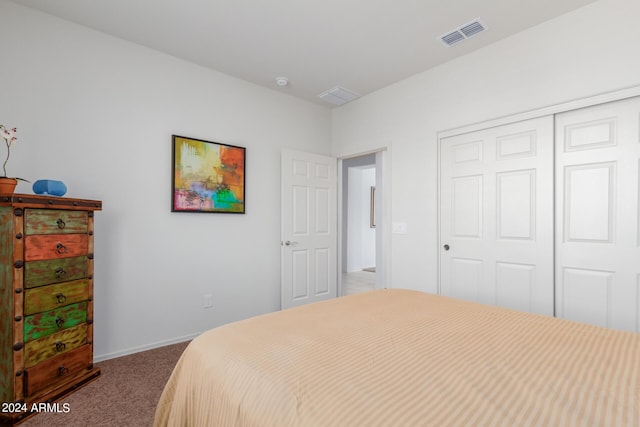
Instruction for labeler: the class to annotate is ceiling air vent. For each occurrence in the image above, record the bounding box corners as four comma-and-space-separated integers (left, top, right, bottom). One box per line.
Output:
441, 30, 465, 46
439, 19, 487, 47
318, 86, 360, 106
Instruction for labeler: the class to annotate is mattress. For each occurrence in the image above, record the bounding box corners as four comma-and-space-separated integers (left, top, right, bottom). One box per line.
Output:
153, 289, 640, 426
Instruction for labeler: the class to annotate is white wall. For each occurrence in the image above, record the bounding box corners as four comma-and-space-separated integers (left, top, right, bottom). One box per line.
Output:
0, 1, 331, 360
332, 0, 640, 293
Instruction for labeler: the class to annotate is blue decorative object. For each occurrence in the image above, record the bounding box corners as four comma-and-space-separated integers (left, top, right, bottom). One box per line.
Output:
32, 179, 67, 196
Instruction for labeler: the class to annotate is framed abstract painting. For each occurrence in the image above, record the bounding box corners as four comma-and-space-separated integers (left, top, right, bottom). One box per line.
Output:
172, 135, 246, 213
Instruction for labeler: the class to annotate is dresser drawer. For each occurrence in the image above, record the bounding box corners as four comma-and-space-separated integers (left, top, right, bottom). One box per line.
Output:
25, 234, 88, 261
24, 279, 90, 315
24, 344, 92, 397
24, 209, 88, 235
24, 256, 88, 289
24, 324, 88, 368
24, 302, 88, 342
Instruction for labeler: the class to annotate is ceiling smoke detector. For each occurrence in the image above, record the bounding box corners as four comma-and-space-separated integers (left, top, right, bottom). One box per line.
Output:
439, 18, 487, 47
275, 77, 289, 86
318, 86, 360, 106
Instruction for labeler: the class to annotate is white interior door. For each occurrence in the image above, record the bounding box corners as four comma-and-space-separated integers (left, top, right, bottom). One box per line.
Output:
281, 149, 337, 309
440, 116, 554, 315
555, 96, 640, 332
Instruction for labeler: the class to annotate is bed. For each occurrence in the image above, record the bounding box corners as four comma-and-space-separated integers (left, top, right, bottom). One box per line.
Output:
153, 289, 640, 426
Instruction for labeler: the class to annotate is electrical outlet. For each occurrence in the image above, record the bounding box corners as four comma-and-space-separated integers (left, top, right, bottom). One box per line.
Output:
203, 294, 213, 309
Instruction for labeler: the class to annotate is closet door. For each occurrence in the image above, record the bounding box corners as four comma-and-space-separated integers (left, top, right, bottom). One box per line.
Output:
556, 96, 640, 332
440, 116, 554, 315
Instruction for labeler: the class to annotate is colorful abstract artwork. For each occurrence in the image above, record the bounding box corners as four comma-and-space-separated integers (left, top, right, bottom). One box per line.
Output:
172, 135, 245, 213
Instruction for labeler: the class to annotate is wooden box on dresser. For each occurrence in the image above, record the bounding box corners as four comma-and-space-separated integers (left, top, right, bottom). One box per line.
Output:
0, 194, 102, 425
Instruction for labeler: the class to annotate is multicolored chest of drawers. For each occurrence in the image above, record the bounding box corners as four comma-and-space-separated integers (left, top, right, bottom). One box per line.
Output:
0, 194, 102, 424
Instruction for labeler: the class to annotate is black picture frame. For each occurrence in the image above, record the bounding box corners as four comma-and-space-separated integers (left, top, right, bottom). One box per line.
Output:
171, 135, 246, 213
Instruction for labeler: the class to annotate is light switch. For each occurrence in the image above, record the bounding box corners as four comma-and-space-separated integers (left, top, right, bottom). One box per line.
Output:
203, 294, 213, 309
392, 222, 407, 234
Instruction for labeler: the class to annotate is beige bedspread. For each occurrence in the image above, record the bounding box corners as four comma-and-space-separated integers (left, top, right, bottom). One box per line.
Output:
154, 289, 640, 426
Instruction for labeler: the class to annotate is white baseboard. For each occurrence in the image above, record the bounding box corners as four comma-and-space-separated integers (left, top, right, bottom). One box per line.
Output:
93, 332, 201, 363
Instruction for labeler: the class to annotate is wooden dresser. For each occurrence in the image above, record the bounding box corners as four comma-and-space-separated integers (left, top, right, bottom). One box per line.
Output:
0, 194, 102, 425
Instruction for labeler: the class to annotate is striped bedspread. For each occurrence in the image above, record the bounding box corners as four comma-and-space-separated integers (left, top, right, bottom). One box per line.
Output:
154, 289, 640, 426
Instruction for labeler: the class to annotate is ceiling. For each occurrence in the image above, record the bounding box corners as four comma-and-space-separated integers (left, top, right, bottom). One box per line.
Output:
11, 0, 598, 107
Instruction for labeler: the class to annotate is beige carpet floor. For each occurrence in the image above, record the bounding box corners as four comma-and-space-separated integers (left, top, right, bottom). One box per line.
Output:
18, 340, 190, 427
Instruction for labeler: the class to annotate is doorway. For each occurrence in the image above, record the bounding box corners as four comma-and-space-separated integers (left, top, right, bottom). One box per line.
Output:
340, 152, 386, 296
280, 148, 388, 308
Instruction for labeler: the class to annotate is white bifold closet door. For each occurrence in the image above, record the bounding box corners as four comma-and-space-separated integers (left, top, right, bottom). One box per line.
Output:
555, 96, 640, 332
440, 116, 555, 316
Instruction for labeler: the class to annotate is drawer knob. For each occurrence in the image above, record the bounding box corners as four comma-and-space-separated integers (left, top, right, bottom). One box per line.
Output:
56, 243, 67, 254
56, 218, 66, 229
58, 366, 69, 377
56, 293, 67, 304
55, 267, 67, 279
55, 342, 66, 352
55, 317, 65, 328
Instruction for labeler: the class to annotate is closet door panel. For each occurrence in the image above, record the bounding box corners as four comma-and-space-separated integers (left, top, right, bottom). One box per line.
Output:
564, 162, 615, 243
561, 267, 613, 328
440, 116, 554, 315
556, 96, 640, 332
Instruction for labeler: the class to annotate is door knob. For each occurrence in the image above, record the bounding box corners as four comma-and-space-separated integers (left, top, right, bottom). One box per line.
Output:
443, 244, 450, 251
282, 240, 298, 246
